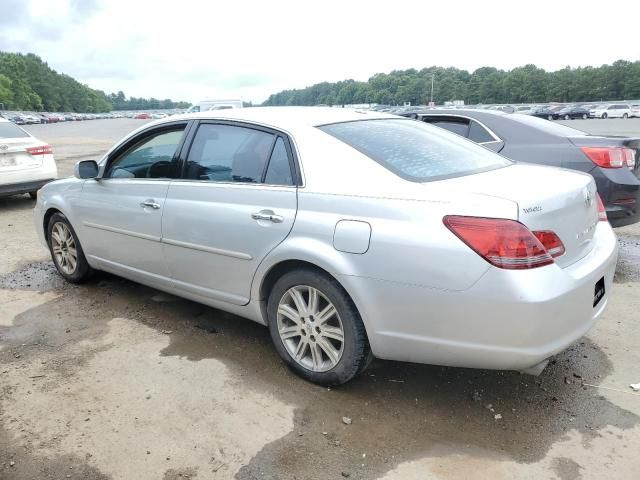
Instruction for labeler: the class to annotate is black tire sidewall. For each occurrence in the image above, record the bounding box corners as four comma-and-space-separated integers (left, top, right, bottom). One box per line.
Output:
47, 213, 92, 283
267, 269, 369, 386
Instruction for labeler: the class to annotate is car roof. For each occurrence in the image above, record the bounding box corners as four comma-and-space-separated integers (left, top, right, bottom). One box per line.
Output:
166, 106, 397, 130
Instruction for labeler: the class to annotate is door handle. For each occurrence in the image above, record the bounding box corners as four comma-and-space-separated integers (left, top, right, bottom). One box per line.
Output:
140, 199, 161, 209
251, 211, 284, 223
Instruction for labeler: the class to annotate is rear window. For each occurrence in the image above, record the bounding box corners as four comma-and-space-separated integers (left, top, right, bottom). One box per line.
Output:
0, 122, 30, 139
510, 114, 589, 136
318, 119, 511, 182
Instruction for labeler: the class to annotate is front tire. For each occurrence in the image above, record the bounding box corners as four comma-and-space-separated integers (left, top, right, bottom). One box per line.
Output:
47, 213, 92, 283
267, 269, 370, 385
602, 113, 608, 119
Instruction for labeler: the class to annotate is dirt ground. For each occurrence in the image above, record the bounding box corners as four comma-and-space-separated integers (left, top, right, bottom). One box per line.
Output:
1, 118, 640, 479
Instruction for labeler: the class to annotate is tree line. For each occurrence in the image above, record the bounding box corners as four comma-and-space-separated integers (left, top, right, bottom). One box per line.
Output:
262, 60, 640, 107
0, 51, 190, 112
106, 91, 191, 111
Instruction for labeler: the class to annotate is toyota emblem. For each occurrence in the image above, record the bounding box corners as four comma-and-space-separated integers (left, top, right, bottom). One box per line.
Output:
584, 189, 593, 208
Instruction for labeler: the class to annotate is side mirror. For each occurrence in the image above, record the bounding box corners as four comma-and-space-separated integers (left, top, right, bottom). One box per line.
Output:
74, 160, 99, 179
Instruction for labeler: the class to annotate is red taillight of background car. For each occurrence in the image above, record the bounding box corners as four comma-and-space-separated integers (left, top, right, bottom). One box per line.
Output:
443, 216, 555, 270
25, 145, 52, 156
580, 146, 635, 168
596, 193, 607, 221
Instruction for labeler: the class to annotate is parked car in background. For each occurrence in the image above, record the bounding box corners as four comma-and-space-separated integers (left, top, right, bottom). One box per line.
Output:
630, 104, 640, 118
0, 117, 58, 198
134, 112, 151, 119
590, 104, 631, 119
555, 105, 590, 120
35, 108, 617, 385
400, 109, 640, 227
527, 106, 559, 120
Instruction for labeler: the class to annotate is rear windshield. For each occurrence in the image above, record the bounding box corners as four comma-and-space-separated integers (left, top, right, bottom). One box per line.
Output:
510, 114, 589, 136
0, 122, 30, 139
318, 119, 511, 182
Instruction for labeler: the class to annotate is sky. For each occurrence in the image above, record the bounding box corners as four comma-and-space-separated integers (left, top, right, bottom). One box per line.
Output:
1, 0, 639, 104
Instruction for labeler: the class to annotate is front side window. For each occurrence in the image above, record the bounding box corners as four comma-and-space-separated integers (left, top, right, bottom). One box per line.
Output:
185, 124, 274, 183
318, 119, 511, 182
105, 127, 185, 179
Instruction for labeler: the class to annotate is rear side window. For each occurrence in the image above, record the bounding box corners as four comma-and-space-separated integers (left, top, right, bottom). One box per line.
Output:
0, 122, 30, 139
264, 137, 294, 185
468, 121, 496, 143
185, 124, 274, 183
318, 119, 511, 182
425, 119, 469, 137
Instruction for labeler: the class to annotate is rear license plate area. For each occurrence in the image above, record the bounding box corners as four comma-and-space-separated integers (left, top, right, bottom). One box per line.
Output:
0, 155, 16, 167
593, 276, 605, 307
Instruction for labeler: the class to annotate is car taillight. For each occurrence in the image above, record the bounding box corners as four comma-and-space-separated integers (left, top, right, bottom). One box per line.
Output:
26, 145, 52, 156
580, 146, 635, 168
443, 216, 554, 270
596, 193, 607, 221
532, 230, 565, 257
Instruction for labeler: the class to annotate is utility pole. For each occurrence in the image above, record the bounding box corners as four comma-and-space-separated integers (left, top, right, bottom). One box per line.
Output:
430, 74, 435, 106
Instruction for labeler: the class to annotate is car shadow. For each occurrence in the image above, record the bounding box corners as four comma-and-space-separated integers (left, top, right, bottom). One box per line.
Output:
1, 264, 638, 480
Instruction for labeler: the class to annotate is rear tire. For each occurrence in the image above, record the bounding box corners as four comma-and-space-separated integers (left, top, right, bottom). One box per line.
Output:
267, 269, 370, 385
623, 113, 629, 119
47, 213, 93, 283
602, 113, 608, 119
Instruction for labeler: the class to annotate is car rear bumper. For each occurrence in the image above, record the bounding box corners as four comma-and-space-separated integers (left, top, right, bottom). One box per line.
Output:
0, 178, 55, 197
592, 167, 640, 227
344, 222, 618, 371
0, 157, 58, 197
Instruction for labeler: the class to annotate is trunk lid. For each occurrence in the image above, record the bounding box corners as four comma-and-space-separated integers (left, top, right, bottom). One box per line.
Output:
434, 164, 598, 267
0, 139, 43, 171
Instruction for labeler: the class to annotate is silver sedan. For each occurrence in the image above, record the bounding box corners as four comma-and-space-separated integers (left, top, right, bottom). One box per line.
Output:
33, 107, 618, 385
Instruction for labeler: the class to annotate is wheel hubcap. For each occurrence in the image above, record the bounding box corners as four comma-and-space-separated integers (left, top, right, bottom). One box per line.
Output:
277, 285, 345, 372
51, 222, 78, 275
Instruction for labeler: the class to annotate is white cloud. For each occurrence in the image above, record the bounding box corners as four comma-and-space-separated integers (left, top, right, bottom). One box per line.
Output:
1, 0, 639, 103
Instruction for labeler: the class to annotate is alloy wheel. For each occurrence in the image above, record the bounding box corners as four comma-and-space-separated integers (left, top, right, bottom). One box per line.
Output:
51, 222, 78, 275
277, 285, 345, 372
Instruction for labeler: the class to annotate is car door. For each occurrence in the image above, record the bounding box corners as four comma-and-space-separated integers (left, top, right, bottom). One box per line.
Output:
162, 121, 298, 306
75, 122, 189, 285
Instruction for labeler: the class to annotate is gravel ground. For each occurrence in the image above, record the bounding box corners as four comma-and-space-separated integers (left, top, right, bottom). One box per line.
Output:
0, 118, 639, 479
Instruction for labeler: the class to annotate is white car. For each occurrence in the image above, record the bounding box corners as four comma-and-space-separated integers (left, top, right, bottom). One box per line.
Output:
630, 104, 640, 118
590, 103, 632, 119
34, 108, 617, 385
0, 118, 57, 198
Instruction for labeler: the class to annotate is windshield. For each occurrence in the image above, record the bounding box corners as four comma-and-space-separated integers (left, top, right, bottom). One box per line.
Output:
318, 119, 511, 182
0, 122, 30, 139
